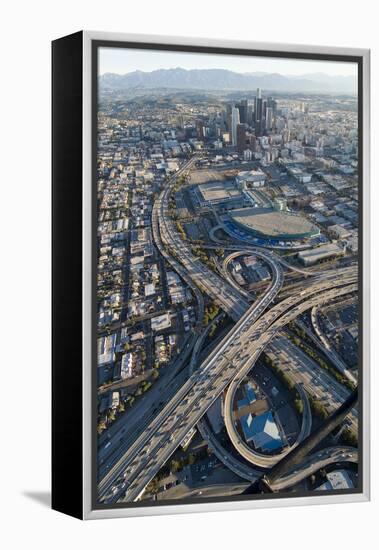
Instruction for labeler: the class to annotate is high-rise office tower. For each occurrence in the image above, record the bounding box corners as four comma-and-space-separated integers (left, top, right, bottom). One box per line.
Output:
236, 123, 247, 153
254, 88, 263, 136
265, 107, 273, 131
196, 119, 205, 140
176, 114, 184, 129
231, 106, 240, 146
267, 97, 277, 130
262, 99, 268, 130
247, 103, 253, 125
225, 103, 233, 132
237, 99, 248, 124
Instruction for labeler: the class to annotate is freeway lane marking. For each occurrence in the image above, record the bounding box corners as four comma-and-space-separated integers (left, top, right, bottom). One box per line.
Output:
100, 276, 357, 503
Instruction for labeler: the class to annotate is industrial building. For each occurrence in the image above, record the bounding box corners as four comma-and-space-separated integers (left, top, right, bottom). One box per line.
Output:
196, 180, 246, 210
97, 333, 117, 366
298, 242, 345, 266
328, 224, 352, 241
236, 169, 267, 188
287, 165, 313, 184
240, 410, 283, 452
316, 470, 354, 491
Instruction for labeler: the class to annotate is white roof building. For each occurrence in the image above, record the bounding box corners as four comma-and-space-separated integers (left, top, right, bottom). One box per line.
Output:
316, 470, 354, 491
97, 333, 117, 366
144, 283, 156, 297
121, 352, 133, 379
236, 169, 267, 188
151, 313, 171, 332
111, 391, 120, 410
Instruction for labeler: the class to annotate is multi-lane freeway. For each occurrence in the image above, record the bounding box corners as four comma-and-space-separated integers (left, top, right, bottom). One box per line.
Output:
98, 157, 272, 489
98, 243, 284, 502
222, 277, 357, 469
266, 335, 358, 435
270, 445, 358, 491
98, 272, 356, 503
97, 155, 359, 505
155, 160, 250, 321
97, 332, 197, 479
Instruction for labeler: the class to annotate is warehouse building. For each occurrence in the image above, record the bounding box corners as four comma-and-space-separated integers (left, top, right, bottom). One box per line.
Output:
316, 470, 354, 491
240, 410, 283, 452
328, 224, 352, 241
196, 180, 246, 210
97, 333, 117, 366
236, 169, 267, 189
298, 242, 345, 266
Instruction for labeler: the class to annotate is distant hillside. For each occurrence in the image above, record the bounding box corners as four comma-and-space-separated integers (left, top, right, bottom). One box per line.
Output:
99, 68, 357, 94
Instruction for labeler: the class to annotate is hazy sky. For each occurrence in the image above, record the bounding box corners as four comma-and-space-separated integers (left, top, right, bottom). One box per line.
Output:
99, 47, 357, 77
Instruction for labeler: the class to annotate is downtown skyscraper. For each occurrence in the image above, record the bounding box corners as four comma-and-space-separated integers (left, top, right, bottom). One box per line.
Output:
231, 106, 240, 146
254, 88, 264, 136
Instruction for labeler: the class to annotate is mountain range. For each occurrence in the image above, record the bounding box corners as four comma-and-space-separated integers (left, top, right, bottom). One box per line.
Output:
99, 68, 357, 94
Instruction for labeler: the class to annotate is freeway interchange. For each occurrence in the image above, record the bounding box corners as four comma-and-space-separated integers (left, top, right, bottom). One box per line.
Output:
97, 156, 359, 505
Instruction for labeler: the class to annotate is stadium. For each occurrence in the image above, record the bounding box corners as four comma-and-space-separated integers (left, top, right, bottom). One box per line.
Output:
228, 207, 320, 241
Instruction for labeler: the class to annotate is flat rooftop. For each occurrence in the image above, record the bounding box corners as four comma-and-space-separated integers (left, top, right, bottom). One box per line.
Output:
198, 180, 242, 203
229, 207, 319, 239
298, 242, 343, 260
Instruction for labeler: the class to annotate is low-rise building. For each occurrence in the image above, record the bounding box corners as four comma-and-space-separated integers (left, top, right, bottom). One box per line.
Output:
236, 169, 266, 189
98, 333, 117, 366
120, 352, 133, 379
328, 224, 352, 240
298, 243, 345, 266
287, 166, 312, 184
196, 180, 245, 210
240, 410, 283, 452
151, 313, 171, 332
316, 470, 354, 491
111, 391, 120, 410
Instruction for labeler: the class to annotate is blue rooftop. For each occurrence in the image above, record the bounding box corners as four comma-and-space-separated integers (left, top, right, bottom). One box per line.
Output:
240, 411, 283, 452
237, 398, 249, 410
246, 386, 257, 404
